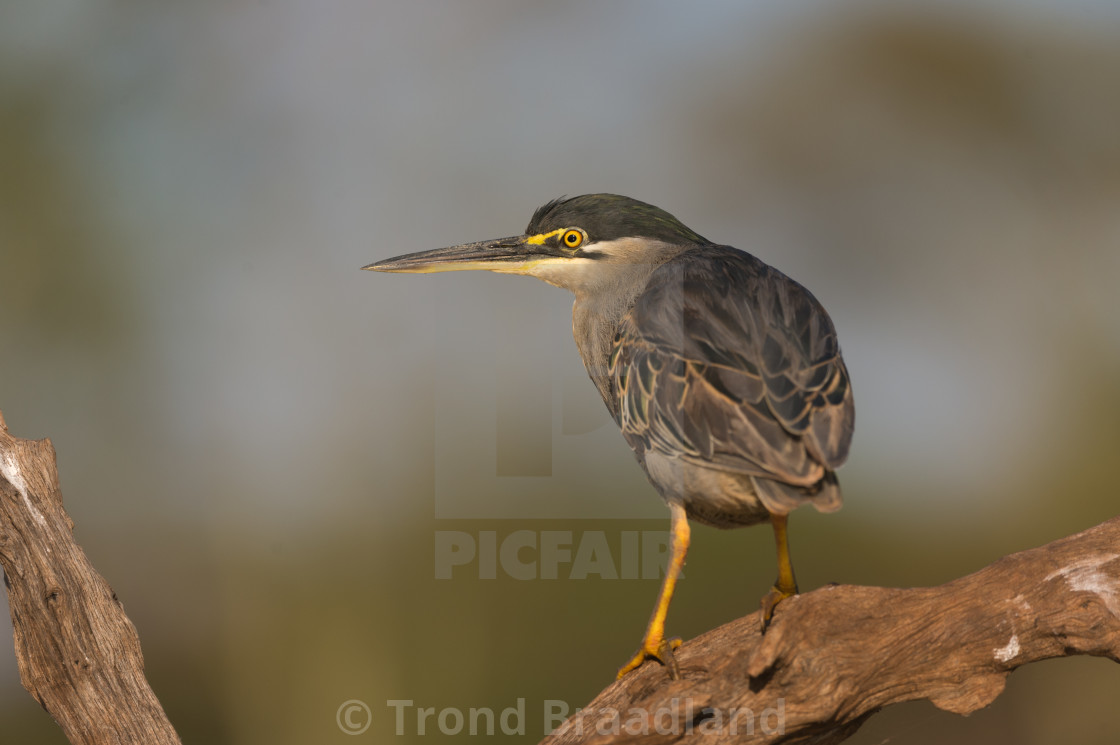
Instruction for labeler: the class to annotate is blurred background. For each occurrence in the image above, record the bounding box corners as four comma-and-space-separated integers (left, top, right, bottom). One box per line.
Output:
2, 1, 1119, 742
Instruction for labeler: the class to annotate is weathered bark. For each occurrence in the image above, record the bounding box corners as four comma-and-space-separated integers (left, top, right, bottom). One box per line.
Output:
541, 516, 1120, 744
0, 411, 181, 745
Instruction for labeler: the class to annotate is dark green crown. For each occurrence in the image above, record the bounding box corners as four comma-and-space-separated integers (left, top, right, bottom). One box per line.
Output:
527, 194, 709, 246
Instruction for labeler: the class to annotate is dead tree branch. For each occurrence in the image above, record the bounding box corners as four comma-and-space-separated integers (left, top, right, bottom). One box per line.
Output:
0, 411, 181, 745
541, 516, 1120, 745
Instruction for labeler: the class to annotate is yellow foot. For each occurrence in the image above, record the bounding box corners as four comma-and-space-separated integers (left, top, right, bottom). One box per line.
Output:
760, 584, 797, 633
617, 636, 682, 680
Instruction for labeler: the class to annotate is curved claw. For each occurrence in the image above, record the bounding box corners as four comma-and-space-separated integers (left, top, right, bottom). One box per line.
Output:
760, 585, 796, 632
617, 636, 682, 680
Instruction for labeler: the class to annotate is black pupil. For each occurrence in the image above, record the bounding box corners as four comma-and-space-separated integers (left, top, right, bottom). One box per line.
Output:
566, 233, 578, 245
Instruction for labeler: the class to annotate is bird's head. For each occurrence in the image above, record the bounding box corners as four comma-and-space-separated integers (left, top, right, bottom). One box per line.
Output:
363, 194, 708, 294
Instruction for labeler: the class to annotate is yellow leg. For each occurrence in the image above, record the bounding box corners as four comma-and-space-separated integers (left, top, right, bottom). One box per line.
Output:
760, 511, 798, 632
617, 501, 689, 680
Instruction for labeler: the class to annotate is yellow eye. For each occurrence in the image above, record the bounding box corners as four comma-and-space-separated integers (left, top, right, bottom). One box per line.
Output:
562, 229, 584, 249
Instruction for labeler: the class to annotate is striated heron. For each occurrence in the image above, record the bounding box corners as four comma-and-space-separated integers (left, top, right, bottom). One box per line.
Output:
364, 194, 854, 679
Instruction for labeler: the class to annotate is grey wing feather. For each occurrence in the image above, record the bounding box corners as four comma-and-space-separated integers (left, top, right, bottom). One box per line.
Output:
609, 245, 854, 488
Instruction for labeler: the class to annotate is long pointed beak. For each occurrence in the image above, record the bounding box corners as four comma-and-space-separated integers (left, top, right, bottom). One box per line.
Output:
362, 235, 552, 274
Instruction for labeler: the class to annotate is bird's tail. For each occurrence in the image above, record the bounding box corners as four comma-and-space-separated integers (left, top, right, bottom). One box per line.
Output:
751, 471, 843, 516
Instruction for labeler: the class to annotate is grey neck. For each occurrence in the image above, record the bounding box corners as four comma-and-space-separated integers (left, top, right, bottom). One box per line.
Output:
569, 240, 687, 415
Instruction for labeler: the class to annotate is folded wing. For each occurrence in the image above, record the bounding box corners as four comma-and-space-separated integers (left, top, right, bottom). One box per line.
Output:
609, 245, 854, 490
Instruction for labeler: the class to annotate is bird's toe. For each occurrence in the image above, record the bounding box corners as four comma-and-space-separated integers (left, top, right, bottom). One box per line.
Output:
617, 636, 682, 680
